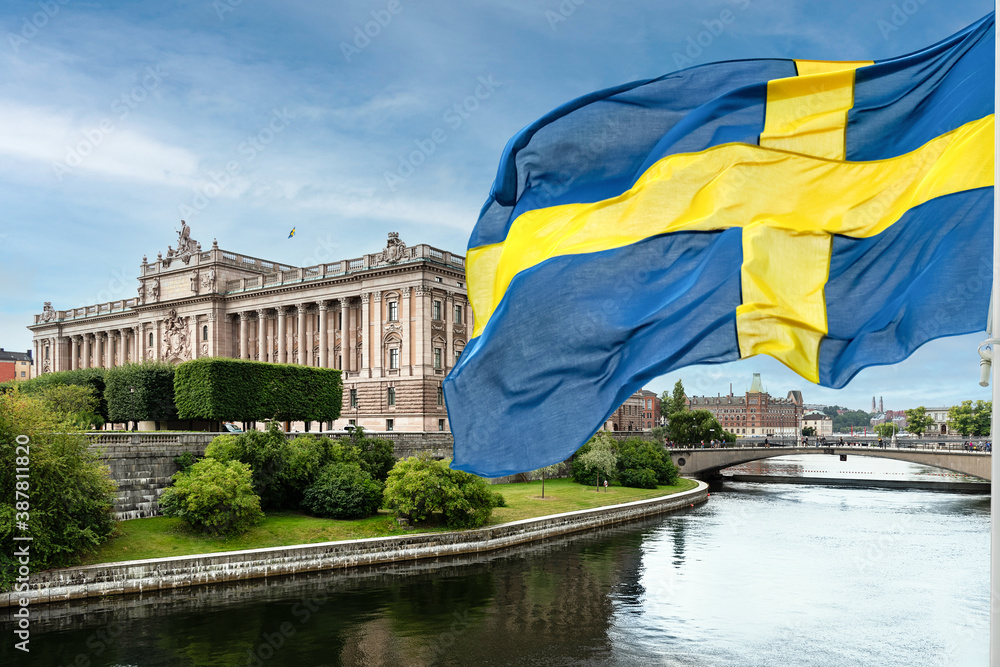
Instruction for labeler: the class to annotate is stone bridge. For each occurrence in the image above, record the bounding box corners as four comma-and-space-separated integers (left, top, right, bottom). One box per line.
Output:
669, 446, 992, 482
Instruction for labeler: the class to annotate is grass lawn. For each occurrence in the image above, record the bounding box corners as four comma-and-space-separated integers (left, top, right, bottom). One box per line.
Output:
78, 477, 699, 566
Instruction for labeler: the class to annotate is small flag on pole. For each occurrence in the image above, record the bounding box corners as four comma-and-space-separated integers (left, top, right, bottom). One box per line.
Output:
287, 227, 295, 239
444, 14, 995, 477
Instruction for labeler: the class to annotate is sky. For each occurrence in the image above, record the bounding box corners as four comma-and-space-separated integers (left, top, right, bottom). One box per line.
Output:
1, 0, 994, 413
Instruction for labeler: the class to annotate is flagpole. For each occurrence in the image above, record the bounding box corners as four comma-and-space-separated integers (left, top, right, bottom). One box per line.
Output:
992, 15, 999, 663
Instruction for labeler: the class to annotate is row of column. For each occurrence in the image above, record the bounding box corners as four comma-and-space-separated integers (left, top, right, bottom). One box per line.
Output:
230, 288, 468, 374
68, 328, 142, 370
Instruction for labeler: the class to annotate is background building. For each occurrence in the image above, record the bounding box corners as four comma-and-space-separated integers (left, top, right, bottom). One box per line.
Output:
638, 389, 660, 429
924, 407, 952, 435
0, 349, 33, 382
608, 391, 647, 432
686, 372, 803, 437
27, 226, 470, 433
802, 411, 833, 437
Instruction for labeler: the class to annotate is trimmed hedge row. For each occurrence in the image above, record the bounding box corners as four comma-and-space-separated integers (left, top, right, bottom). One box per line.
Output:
174, 358, 343, 422
104, 361, 178, 424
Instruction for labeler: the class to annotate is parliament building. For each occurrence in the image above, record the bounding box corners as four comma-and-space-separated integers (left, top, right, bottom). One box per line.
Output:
27, 225, 470, 433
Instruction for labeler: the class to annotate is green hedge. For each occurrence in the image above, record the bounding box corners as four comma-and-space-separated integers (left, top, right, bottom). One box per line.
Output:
104, 361, 178, 424
174, 358, 342, 423
0, 368, 108, 421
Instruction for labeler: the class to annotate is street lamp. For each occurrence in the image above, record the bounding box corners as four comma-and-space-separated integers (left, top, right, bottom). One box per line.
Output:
129, 386, 136, 432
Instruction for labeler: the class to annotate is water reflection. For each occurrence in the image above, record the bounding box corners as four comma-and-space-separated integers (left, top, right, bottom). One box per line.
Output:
4, 472, 989, 666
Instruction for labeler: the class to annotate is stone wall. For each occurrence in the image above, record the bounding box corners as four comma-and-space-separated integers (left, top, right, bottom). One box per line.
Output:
2, 481, 707, 607
90, 431, 456, 520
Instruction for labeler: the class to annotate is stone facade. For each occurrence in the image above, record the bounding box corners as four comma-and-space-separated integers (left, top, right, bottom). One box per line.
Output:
607, 390, 646, 431
27, 226, 470, 433
802, 411, 833, 437
686, 372, 803, 437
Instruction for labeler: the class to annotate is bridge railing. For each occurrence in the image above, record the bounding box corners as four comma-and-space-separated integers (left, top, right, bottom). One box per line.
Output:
668, 440, 991, 453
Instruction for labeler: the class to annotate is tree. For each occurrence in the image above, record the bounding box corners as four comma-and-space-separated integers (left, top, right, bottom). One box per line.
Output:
529, 463, 562, 498
874, 422, 898, 438
576, 433, 618, 491
904, 406, 934, 436
105, 361, 178, 428
0, 389, 116, 585
949, 400, 992, 437
616, 437, 679, 487
948, 401, 976, 437
670, 380, 687, 416
301, 463, 383, 520
666, 410, 732, 446
39, 384, 102, 428
801, 426, 816, 437
832, 410, 872, 433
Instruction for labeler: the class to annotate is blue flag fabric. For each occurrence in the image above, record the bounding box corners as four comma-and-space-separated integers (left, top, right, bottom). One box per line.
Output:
444, 14, 995, 477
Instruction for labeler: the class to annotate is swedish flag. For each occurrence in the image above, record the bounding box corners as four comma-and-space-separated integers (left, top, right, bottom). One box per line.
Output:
288, 227, 296, 239
444, 14, 994, 477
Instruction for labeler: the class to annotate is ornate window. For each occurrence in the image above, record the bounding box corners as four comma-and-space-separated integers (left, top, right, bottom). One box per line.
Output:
148, 332, 153, 347
389, 348, 399, 369
384, 334, 401, 370
433, 347, 442, 369
202, 325, 208, 341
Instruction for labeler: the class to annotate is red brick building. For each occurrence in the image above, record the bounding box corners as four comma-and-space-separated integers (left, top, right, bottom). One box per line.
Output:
638, 389, 660, 429
0, 349, 33, 382
686, 372, 803, 437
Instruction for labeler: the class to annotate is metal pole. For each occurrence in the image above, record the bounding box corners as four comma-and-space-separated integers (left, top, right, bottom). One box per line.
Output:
991, 21, 999, 662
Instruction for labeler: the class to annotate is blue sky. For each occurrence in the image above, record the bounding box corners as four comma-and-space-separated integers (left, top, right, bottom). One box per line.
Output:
1, 0, 993, 412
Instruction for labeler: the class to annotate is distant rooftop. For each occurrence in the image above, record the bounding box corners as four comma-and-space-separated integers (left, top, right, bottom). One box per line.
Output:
0, 349, 32, 362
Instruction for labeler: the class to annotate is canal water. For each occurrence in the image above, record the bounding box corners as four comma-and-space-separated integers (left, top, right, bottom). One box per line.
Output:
6, 455, 990, 666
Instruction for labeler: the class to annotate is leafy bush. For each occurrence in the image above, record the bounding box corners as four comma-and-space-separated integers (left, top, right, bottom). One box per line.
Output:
353, 436, 396, 482
616, 437, 679, 486
300, 463, 383, 519
159, 459, 263, 535
104, 361, 178, 425
174, 358, 342, 423
173, 451, 198, 474
205, 422, 292, 509
0, 390, 116, 586
618, 467, 658, 489
383, 456, 502, 529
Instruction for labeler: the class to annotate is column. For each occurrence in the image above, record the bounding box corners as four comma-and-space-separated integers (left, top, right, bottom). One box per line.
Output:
71, 336, 79, 370
373, 291, 383, 376
360, 293, 370, 375
105, 331, 114, 368
239, 312, 250, 359
401, 287, 411, 372
117, 329, 125, 366
297, 304, 308, 366
414, 286, 431, 369
318, 302, 328, 368
256, 309, 267, 362
132, 326, 140, 362
445, 292, 455, 371
338, 298, 349, 371
83, 334, 92, 369
205, 314, 215, 358
277, 306, 287, 363
154, 321, 162, 361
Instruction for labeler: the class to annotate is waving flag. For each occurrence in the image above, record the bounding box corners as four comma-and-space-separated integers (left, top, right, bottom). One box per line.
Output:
288, 227, 296, 239
444, 14, 995, 477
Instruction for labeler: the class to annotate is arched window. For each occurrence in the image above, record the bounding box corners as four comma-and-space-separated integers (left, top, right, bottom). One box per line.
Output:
202, 325, 208, 341
148, 332, 153, 346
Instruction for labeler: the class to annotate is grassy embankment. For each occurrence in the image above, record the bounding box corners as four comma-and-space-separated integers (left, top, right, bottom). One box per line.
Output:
79, 477, 699, 566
